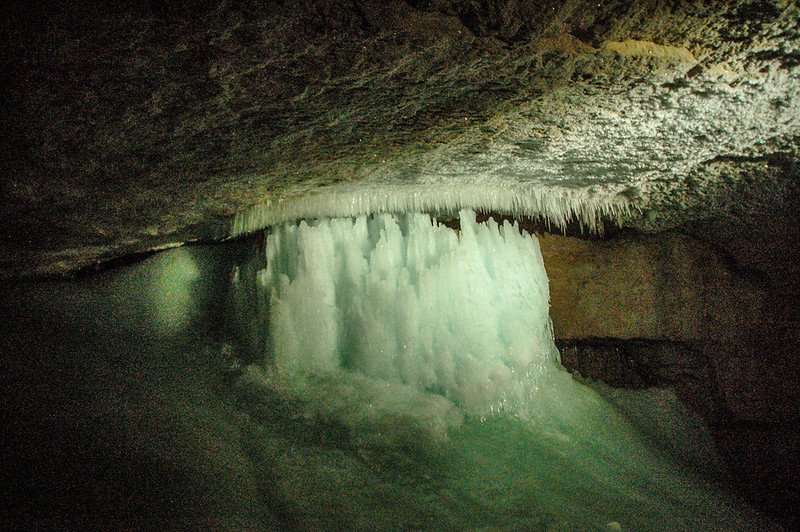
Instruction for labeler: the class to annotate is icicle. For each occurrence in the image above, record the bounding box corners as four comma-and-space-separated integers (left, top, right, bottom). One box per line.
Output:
231, 184, 635, 238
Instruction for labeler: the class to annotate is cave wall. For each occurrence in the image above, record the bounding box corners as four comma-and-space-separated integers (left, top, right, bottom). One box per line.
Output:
542, 232, 763, 343
541, 229, 798, 421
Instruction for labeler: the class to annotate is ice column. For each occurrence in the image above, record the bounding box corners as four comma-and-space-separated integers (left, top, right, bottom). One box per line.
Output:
260, 210, 564, 417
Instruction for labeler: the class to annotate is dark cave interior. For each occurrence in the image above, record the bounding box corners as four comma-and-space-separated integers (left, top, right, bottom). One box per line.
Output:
2, 1, 799, 529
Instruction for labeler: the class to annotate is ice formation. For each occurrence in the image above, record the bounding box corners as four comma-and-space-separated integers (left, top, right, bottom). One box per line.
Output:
260, 209, 565, 417
232, 183, 634, 238
245, 208, 769, 529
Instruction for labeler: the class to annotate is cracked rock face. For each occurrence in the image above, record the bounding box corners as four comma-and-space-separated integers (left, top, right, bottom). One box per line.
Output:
2, 0, 799, 277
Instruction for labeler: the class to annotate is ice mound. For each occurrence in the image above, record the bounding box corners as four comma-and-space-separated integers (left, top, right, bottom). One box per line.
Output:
236, 363, 464, 459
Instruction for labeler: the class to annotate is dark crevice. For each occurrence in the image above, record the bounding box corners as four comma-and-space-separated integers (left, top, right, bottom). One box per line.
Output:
556, 337, 710, 390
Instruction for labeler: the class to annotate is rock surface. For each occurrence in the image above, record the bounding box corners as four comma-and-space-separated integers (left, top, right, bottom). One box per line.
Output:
2, 0, 800, 277
540, 230, 798, 421
541, 231, 765, 343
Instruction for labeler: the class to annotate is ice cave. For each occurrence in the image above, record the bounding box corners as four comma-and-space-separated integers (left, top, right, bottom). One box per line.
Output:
2, 1, 799, 529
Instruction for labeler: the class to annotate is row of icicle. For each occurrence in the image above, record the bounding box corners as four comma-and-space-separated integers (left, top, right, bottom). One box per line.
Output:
230, 183, 636, 236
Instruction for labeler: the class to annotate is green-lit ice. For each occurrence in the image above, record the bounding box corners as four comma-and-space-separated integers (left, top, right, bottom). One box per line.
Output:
233, 209, 770, 529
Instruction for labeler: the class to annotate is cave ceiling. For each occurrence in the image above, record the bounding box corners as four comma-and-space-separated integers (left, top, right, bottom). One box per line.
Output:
2, 0, 799, 278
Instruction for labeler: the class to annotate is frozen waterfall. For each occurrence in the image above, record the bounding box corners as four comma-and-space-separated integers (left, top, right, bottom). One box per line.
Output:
261, 209, 564, 418
236, 209, 771, 529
